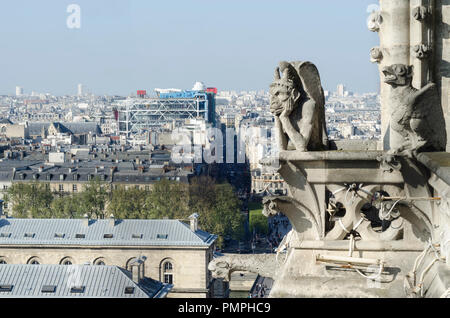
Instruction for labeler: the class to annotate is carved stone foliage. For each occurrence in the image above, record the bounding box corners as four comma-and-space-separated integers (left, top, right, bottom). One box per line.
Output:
370, 47, 383, 64
367, 11, 382, 32
269, 61, 327, 152
382, 64, 446, 157
325, 184, 405, 241
413, 44, 432, 59
412, 6, 430, 22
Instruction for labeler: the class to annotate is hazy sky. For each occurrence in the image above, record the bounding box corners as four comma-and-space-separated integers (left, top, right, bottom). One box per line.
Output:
0, 0, 380, 96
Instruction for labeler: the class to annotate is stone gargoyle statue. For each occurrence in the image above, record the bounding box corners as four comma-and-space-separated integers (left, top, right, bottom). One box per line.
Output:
270, 61, 328, 152
208, 253, 282, 282
382, 64, 447, 158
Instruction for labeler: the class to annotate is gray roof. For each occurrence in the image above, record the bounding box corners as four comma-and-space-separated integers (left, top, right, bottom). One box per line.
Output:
0, 219, 216, 247
0, 264, 169, 298
27, 122, 101, 136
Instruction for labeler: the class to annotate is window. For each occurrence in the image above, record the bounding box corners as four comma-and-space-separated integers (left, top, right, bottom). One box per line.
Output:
0, 285, 13, 292
164, 273, 173, 284
70, 286, 85, 293
103, 234, 113, 239
75, 234, 85, 239
162, 261, 174, 285
28, 257, 41, 265
0, 233, 11, 238
72, 184, 77, 192
60, 258, 73, 265
164, 262, 173, 271
54, 233, 64, 238
0, 259, 6, 264
94, 258, 106, 266
156, 234, 168, 239
41, 285, 56, 293
131, 234, 143, 239
30, 260, 40, 265
124, 286, 135, 294
59, 184, 64, 192
24, 233, 35, 238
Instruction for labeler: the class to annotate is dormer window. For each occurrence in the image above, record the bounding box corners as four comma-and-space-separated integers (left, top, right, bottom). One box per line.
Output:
103, 234, 113, 239
60, 174, 65, 181
46, 174, 52, 180
156, 234, 168, 239
54, 233, 65, 238
24, 233, 35, 238
124, 287, 135, 294
70, 286, 85, 293
0, 285, 13, 292
41, 285, 56, 293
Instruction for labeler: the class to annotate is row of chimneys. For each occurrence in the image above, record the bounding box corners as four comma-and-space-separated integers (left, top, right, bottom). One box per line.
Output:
80, 213, 199, 233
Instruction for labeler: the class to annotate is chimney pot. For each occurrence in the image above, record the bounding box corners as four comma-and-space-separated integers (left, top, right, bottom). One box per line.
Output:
189, 213, 199, 232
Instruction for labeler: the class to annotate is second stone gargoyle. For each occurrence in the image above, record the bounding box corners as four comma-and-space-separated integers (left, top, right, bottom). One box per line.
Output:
382, 64, 447, 157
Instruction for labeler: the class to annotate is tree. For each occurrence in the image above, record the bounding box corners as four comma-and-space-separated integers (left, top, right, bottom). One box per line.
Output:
4, 182, 53, 218
50, 194, 84, 219
188, 177, 245, 247
107, 186, 148, 219
144, 179, 190, 219
77, 177, 109, 219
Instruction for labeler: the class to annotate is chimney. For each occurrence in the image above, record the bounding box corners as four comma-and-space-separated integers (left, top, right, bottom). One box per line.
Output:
82, 214, 89, 227
189, 213, 199, 232
0, 200, 5, 219
109, 214, 115, 227
130, 256, 147, 284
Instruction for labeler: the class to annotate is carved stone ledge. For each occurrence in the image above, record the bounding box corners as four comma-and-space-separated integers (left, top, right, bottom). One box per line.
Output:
279, 150, 384, 162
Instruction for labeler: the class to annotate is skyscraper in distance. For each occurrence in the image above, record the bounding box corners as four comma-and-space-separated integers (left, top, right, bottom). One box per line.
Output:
77, 84, 83, 96
15, 86, 23, 96
337, 84, 345, 97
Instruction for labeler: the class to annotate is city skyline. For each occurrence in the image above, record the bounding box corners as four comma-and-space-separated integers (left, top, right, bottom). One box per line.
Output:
0, 0, 380, 96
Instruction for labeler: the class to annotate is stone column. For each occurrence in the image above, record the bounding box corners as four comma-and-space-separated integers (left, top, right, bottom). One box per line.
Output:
371, 0, 437, 150
434, 0, 450, 151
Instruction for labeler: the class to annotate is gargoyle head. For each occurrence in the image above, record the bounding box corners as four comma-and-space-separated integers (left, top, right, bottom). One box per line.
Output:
208, 259, 231, 281
382, 64, 413, 87
270, 61, 301, 116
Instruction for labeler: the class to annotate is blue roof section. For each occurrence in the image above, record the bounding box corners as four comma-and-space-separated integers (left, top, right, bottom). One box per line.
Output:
0, 219, 217, 247
0, 264, 168, 298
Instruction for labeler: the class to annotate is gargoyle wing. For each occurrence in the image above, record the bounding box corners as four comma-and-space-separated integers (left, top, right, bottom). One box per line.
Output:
293, 61, 328, 148
411, 83, 446, 150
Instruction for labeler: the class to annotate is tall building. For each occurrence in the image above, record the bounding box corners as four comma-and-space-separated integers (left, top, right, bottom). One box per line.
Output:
117, 83, 217, 136
77, 84, 83, 96
15, 86, 23, 96
337, 84, 345, 97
